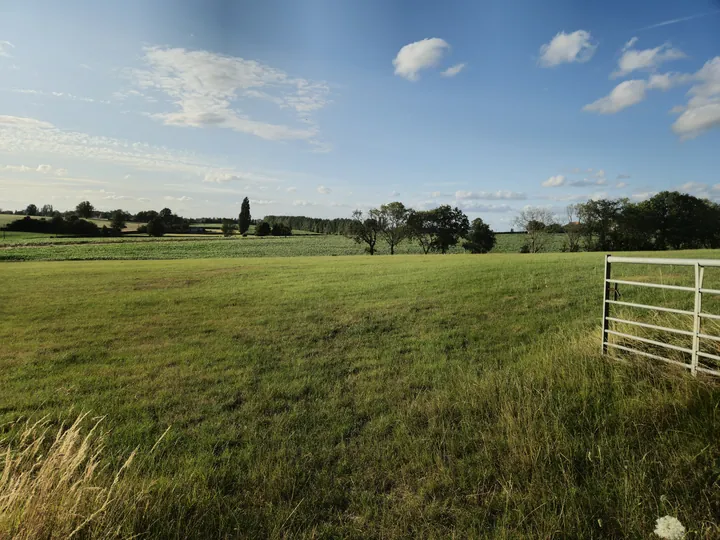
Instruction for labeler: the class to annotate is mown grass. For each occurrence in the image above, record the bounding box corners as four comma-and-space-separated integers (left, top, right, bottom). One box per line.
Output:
1, 232, 568, 260
1, 252, 718, 538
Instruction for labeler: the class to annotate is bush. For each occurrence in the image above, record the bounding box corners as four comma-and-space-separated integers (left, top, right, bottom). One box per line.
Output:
255, 221, 271, 236
271, 223, 292, 237
146, 218, 165, 237
4, 216, 99, 236
221, 220, 235, 237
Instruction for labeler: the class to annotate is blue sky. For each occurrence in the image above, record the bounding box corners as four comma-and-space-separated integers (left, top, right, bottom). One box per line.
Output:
1, 0, 719, 229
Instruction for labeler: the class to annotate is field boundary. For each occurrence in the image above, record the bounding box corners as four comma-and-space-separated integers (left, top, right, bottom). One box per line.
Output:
601, 255, 720, 377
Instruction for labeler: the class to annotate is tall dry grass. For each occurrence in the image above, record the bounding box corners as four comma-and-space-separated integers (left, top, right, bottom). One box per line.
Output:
0, 413, 164, 540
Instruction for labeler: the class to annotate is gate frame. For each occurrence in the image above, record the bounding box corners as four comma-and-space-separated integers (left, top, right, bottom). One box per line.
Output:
601, 255, 720, 377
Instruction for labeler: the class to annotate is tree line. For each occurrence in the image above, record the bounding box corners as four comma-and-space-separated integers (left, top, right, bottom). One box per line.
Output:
514, 191, 720, 253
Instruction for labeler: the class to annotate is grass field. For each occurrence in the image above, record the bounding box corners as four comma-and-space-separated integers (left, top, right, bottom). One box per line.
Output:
1, 251, 718, 538
1, 232, 567, 259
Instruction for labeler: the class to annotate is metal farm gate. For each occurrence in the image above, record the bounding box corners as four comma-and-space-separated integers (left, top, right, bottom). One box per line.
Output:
601, 255, 720, 377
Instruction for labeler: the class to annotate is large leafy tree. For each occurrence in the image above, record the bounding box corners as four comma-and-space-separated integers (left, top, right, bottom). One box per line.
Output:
239, 197, 251, 234
110, 209, 126, 231
24, 204, 38, 216
146, 217, 165, 237
348, 209, 383, 255
376, 201, 409, 255
463, 217, 496, 253
75, 200, 94, 219
407, 205, 470, 254
577, 199, 622, 251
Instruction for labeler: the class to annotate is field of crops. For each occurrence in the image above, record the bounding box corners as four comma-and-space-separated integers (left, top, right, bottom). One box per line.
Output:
1, 231, 568, 260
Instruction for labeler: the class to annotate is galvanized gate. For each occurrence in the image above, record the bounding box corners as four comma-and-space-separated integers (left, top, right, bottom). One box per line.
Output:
601, 255, 720, 377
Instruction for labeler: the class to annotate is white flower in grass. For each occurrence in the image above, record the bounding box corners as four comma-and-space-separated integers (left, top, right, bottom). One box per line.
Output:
654, 516, 685, 539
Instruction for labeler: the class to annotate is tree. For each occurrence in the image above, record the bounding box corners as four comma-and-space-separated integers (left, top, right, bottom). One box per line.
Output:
564, 204, 583, 252
221, 219, 235, 237
406, 210, 435, 254
146, 217, 165, 237
255, 221, 271, 236
110, 209, 126, 231
348, 209, 383, 255
25, 204, 38, 216
406, 206, 469, 254
463, 218, 496, 253
40, 204, 54, 216
376, 201, 409, 255
159, 208, 173, 222
76, 201, 94, 218
271, 223, 292, 236
135, 210, 159, 223
577, 199, 622, 251
513, 207, 555, 253
239, 197, 251, 235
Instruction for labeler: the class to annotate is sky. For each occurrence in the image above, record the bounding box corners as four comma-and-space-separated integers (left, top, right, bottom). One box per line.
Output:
1, 0, 719, 229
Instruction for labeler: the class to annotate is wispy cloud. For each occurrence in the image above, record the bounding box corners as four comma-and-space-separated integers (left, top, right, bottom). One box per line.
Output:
441, 63, 466, 77
0, 41, 14, 58
636, 11, 720, 31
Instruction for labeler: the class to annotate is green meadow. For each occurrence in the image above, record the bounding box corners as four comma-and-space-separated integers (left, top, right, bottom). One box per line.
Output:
1, 251, 718, 538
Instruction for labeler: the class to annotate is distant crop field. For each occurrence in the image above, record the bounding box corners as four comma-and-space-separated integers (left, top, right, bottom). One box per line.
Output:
1, 251, 718, 538
0, 232, 568, 260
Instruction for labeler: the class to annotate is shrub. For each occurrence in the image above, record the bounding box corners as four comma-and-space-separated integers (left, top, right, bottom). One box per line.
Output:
255, 221, 271, 236
271, 223, 292, 236
146, 217, 165, 237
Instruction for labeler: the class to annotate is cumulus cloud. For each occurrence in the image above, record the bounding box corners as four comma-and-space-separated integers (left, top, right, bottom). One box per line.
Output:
441, 63, 466, 77
393, 38, 450, 81
455, 190, 526, 200
612, 40, 685, 78
0, 115, 54, 130
568, 178, 607, 187
542, 175, 566, 187
132, 46, 330, 148
616, 182, 628, 188
538, 30, 597, 67
583, 80, 647, 114
317, 185, 331, 194
631, 191, 657, 201
36, 164, 52, 173
0, 41, 14, 58
672, 57, 720, 139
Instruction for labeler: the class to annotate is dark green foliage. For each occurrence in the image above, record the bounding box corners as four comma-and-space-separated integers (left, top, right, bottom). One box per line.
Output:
263, 215, 354, 235
135, 210, 159, 223
4, 215, 99, 236
146, 217, 166, 237
271, 223, 292, 236
221, 220, 235, 237
75, 200, 94, 219
24, 204, 38, 216
110, 210, 127, 232
407, 205, 470, 254
255, 221, 271, 236
463, 218, 496, 253
40, 204, 54, 216
239, 198, 251, 235
544, 223, 565, 234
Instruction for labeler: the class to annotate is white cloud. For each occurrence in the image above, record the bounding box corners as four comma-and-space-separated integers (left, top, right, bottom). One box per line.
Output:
631, 191, 656, 201
317, 185, 331, 194
538, 30, 597, 67
568, 178, 607, 187
9, 88, 109, 104
431, 191, 441, 197
647, 72, 693, 90
390, 190, 400, 197
672, 57, 720, 139
252, 199, 275, 205
594, 169, 606, 179
542, 175, 566, 187
616, 174, 631, 179
0, 115, 54, 130
583, 80, 647, 114
1, 164, 33, 173
613, 40, 685, 78
441, 63, 466, 77
455, 202, 514, 213
55, 168, 68, 176
132, 46, 330, 148
293, 200, 317, 206
203, 170, 276, 184
455, 190, 526, 200
0, 41, 14, 58
616, 182, 628, 188
623, 37, 639, 51
164, 195, 193, 201
36, 164, 52, 174
393, 38, 450, 81
286, 186, 296, 192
